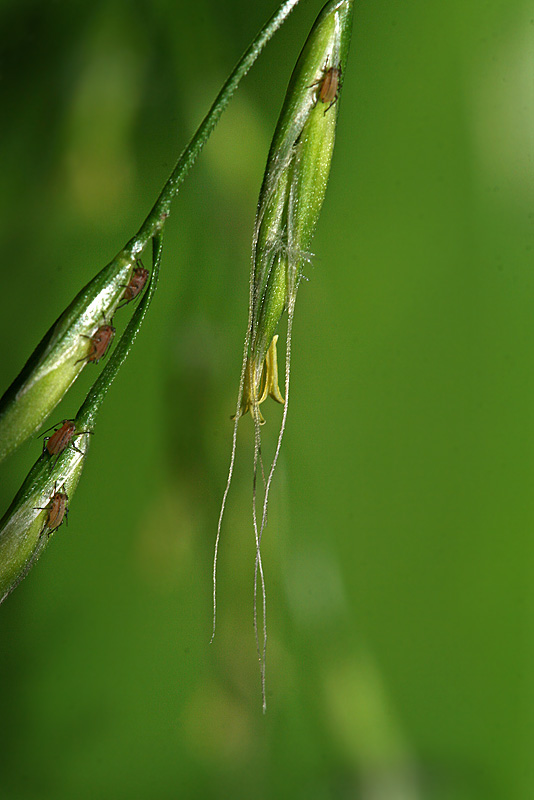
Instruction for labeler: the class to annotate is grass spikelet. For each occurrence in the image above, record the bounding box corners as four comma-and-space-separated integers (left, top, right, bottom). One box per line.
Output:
213, 0, 355, 711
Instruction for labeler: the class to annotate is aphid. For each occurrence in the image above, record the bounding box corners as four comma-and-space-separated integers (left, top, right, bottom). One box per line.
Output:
311, 63, 342, 113
42, 419, 90, 457
118, 262, 149, 309
35, 484, 69, 534
76, 323, 115, 364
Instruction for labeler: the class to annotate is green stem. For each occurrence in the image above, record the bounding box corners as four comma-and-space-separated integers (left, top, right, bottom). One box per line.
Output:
123, 0, 304, 259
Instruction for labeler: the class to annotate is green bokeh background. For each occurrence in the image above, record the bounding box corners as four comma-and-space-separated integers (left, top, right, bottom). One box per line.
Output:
0, 1, 532, 798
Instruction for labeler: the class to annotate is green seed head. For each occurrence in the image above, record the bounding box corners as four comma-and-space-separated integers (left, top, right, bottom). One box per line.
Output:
0, 235, 163, 605
240, 0, 354, 420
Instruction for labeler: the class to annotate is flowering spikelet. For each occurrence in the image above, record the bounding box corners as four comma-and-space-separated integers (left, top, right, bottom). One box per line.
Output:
213, 0, 354, 711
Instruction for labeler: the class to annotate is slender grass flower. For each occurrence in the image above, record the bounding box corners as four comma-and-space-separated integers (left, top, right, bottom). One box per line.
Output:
0, 236, 163, 605
213, 0, 354, 711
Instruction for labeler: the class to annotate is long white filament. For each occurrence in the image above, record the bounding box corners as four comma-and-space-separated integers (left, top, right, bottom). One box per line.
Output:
211, 235, 257, 642
253, 297, 295, 712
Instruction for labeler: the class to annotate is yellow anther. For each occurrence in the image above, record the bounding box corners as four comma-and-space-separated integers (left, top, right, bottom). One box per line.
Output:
258, 336, 285, 406
235, 336, 285, 424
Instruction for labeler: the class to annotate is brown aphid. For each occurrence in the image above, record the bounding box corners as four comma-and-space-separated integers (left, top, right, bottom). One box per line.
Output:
118, 262, 149, 309
311, 63, 342, 113
77, 323, 115, 364
35, 485, 69, 534
46, 491, 69, 532
42, 419, 90, 457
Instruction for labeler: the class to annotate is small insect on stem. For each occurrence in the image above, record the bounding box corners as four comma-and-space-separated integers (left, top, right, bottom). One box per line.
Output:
34, 483, 69, 534
310, 63, 342, 114
41, 419, 92, 457
117, 261, 149, 310
76, 323, 115, 365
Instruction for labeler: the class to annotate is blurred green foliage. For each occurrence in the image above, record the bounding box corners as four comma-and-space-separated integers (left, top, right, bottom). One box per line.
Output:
0, 1, 532, 798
